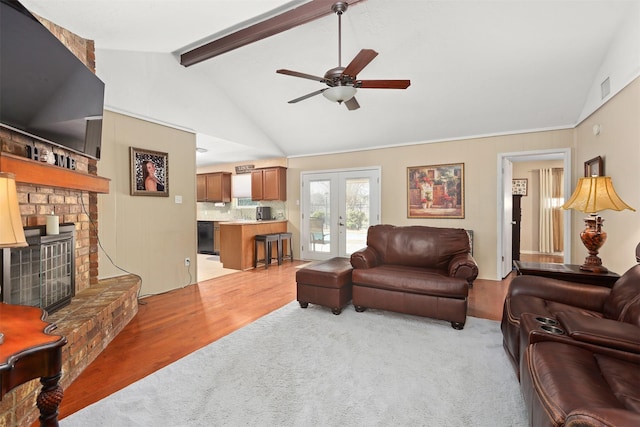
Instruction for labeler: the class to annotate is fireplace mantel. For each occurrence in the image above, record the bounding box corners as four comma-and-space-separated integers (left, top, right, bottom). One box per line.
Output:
0, 152, 110, 193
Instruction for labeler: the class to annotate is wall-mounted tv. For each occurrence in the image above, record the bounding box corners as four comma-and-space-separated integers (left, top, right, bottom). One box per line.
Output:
0, 0, 105, 159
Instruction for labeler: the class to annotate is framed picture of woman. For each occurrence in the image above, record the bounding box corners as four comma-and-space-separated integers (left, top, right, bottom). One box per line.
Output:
130, 147, 169, 197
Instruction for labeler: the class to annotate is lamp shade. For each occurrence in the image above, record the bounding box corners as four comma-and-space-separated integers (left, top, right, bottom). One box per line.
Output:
562, 176, 635, 214
322, 85, 357, 103
0, 172, 27, 248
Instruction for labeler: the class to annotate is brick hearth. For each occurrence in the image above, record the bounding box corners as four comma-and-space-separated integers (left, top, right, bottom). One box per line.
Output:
0, 275, 140, 427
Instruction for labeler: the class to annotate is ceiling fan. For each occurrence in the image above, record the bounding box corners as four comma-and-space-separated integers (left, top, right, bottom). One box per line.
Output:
276, 2, 410, 110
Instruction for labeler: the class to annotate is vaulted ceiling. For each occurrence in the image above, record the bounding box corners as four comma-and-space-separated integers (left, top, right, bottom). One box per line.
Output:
20, 0, 640, 166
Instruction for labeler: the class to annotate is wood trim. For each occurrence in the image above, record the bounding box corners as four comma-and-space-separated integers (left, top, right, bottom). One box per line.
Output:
0, 152, 110, 193
180, 0, 367, 67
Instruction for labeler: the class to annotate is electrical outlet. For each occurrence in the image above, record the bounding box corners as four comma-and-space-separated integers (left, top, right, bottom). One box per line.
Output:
184, 257, 190, 267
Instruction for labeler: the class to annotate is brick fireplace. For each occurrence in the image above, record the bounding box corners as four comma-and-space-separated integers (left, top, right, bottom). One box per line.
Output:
0, 14, 140, 427
0, 135, 141, 426
1, 133, 98, 293
2, 223, 76, 313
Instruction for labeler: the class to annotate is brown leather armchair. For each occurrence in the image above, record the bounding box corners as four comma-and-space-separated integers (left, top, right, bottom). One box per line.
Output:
350, 224, 477, 329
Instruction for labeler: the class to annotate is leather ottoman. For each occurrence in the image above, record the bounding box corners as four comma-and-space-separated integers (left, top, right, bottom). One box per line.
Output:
296, 257, 353, 315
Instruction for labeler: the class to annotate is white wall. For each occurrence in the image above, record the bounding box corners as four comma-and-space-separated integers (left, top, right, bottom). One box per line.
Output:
288, 129, 574, 280
578, 1, 640, 122
96, 49, 284, 159
571, 77, 640, 274
97, 110, 198, 296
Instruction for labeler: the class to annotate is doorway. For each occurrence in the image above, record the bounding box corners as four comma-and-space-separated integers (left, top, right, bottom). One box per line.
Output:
301, 168, 381, 260
497, 149, 572, 278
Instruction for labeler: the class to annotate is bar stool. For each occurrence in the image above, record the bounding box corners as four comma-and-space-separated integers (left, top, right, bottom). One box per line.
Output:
254, 233, 281, 269
279, 232, 293, 264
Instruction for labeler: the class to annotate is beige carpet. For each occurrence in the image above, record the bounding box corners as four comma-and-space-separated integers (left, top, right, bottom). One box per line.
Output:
61, 302, 528, 426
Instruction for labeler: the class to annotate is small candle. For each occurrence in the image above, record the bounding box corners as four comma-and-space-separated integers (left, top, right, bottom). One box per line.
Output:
46, 214, 59, 235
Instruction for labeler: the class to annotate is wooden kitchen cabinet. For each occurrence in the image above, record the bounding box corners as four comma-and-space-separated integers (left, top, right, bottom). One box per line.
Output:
197, 172, 231, 202
251, 167, 286, 201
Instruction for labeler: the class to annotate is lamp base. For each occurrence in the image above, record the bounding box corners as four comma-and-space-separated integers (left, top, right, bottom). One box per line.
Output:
579, 216, 608, 274
579, 263, 609, 274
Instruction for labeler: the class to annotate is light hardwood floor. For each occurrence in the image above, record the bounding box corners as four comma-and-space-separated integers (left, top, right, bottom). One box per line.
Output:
57, 256, 542, 420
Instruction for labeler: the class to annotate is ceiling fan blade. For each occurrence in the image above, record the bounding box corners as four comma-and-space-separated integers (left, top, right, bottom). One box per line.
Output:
288, 88, 327, 104
344, 97, 360, 111
277, 69, 326, 82
357, 79, 411, 89
342, 49, 378, 78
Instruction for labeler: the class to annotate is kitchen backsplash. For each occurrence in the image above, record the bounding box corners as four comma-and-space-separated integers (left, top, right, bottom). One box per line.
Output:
197, 200, 287, 221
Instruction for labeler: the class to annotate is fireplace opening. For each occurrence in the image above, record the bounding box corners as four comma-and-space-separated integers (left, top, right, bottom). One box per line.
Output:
1, 224, 75, 313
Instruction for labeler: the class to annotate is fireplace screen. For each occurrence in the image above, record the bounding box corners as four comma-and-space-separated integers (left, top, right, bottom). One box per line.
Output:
1, 225, 75, 313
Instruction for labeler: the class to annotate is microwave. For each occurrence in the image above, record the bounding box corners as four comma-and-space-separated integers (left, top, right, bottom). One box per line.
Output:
256, 206, 271, 221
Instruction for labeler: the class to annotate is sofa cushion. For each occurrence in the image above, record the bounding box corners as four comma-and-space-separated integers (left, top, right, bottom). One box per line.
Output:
507, 295, 604, 321
352, 265, 468, 298
366, 225, 470, 270
603, 264, 640, 325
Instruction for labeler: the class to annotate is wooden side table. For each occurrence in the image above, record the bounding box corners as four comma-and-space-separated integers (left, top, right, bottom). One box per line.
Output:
513, 260, 620, 288
0, 304, 67, 427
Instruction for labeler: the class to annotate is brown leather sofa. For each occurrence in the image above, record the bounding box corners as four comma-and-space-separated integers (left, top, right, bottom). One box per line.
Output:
502, 248, 640, 374
349, 224, 478, 329
501, 243, 640, 426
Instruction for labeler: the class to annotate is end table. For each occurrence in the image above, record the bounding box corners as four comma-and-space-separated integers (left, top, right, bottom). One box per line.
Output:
513, 260, 620, 288
0, 303, 67, 427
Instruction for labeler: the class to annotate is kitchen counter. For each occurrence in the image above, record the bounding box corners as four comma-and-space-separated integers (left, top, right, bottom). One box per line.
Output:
218, 219, 286, 225
219, 220, 288, 270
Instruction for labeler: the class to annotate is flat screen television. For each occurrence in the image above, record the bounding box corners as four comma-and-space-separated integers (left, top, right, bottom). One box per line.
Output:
0, 0, 105, 159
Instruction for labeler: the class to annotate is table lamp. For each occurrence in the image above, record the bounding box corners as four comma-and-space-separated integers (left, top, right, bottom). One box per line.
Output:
0, 172, 28, 344
562, 176, 635, 273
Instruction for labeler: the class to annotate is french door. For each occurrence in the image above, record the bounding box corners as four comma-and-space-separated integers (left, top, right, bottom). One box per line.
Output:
301, 168, 381, 260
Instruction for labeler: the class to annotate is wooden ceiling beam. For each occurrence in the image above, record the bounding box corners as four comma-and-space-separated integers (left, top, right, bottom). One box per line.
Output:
180, 0, 366, 67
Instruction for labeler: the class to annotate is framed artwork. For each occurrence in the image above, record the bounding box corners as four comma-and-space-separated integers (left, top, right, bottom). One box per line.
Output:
407, 163, 464, 219
512, 178, 528, 196
130, 147, 169, 197
584, 156, 603, 177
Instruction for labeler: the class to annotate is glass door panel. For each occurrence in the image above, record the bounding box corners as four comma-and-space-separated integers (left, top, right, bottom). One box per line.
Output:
308, 179, 332, 253
342, 176, 371, 254
302, 168, 380, 260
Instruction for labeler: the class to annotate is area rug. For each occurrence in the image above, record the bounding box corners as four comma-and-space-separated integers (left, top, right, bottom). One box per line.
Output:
61, 303, 528, 426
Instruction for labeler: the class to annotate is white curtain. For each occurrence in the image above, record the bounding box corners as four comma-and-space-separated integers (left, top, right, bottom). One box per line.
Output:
539, 168, 564, 253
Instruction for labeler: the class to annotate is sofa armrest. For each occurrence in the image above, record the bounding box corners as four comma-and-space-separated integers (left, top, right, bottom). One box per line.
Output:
508, 275, 610, 312
556, 312, 640, 354
565, 408, 640, 427
350, 247, 381, 269
448, 253, 478, 284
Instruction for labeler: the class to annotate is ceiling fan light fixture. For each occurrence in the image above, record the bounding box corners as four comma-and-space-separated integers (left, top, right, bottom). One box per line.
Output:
322, 85, 357, 103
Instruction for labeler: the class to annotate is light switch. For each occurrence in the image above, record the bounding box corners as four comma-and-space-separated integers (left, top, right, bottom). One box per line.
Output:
175, 195, 183, 204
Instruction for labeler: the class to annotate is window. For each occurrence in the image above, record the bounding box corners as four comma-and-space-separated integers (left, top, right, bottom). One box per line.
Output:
235, 198, 259, 209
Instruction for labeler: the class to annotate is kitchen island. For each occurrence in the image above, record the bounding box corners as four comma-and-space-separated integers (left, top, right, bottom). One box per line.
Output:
219, 220, 288, 270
